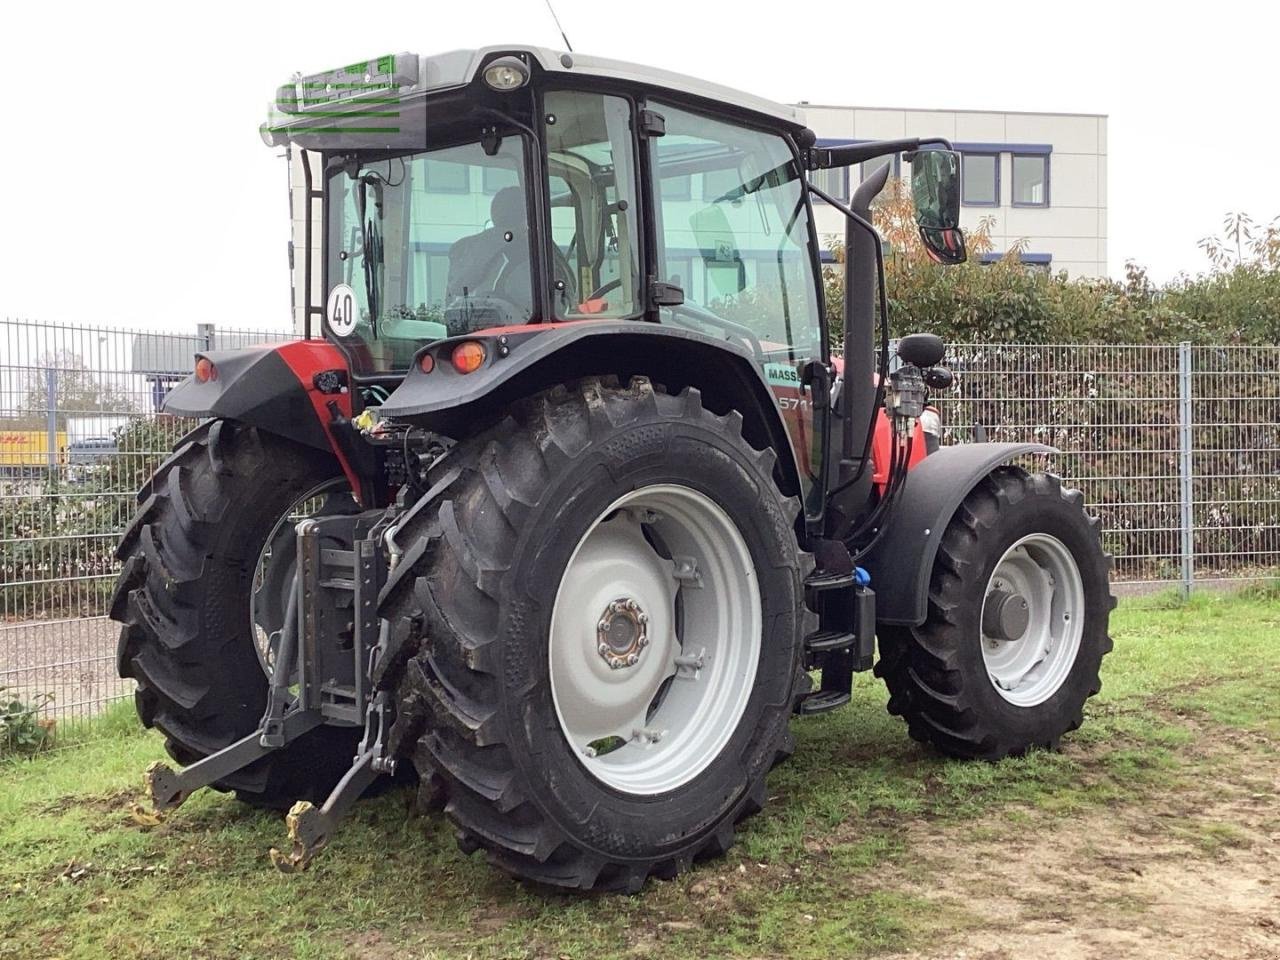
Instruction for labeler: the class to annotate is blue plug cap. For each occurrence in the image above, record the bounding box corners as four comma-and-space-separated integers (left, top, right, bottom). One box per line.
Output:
854, 566, 871, 587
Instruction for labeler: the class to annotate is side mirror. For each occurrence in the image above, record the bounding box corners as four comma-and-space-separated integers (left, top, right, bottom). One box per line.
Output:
910, 149, 966, 264
910, 149, 961, 230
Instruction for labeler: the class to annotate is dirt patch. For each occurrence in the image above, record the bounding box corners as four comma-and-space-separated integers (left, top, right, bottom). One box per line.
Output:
883, 741, 1280, 960
37, 788, 136, 817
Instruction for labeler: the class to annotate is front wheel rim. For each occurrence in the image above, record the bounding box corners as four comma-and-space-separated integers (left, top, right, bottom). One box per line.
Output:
549, 484, 762, 796
981, 532, 1085, 707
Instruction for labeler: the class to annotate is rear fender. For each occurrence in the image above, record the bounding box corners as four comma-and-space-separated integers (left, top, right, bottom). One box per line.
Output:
379, 320, 805, 504
861, 442, 1055, 625
161, 341, 362, 495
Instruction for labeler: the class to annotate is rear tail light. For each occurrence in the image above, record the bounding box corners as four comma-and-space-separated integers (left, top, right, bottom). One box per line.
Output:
418, 352, 435, 374
451, 341, 486, 375
194, 357, 217, 382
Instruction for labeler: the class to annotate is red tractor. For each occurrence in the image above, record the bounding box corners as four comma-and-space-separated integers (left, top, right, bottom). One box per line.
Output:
112, 47, 1113, 891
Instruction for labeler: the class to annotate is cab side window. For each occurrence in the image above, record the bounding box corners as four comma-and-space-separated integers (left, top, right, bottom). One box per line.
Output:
648, 103, 823, 363
649, 104, 827, 504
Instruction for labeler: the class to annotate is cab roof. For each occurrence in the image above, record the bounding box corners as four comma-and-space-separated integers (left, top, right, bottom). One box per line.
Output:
263, 45, 805, 148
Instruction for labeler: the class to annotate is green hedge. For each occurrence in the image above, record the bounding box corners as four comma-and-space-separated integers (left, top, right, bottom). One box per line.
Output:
824, 200, 1280, 347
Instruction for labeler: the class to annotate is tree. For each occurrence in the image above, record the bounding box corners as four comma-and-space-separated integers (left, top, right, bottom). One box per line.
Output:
1172, 213, 1280, 343
19, 351, 136, 426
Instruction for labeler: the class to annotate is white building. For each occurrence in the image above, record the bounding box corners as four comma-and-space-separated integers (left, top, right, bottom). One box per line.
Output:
797, 104, 1108, 278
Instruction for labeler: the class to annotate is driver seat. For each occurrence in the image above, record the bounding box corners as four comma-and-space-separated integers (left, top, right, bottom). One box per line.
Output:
446, 187, 530, 305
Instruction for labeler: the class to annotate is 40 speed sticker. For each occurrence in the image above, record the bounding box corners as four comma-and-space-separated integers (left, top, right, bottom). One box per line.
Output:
326, 284, 358, 337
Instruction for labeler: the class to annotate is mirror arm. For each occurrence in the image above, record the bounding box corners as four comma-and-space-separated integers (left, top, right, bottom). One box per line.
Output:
809, 136, 953, 170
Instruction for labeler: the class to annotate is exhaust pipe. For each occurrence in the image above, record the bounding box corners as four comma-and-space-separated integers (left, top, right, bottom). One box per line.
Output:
833, 161, 892, 520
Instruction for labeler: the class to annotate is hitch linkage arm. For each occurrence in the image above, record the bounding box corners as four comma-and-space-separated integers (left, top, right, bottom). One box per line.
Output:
141, 514, 402, 872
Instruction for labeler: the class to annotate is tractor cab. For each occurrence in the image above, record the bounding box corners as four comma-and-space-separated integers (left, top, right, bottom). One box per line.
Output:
265, 48, 841, 378
263, 45, 965, 523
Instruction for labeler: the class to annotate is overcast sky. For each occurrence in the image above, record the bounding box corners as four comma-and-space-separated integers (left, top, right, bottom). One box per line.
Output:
1, 0, 1276, 332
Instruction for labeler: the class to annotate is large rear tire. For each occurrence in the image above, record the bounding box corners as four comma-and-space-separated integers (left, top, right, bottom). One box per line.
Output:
111, 420, 364, 808
382, 377, 807, 892
875, 467, 1114, 759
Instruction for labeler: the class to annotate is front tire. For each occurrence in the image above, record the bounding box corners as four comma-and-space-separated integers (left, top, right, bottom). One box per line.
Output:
382, 378, 807, 892
875, 467, 1115, 759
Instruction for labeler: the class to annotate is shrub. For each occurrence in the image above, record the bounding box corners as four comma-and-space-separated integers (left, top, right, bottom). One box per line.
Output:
822, 186, 1278, 346
0, 416, 194, 620
0, 688, 54, 757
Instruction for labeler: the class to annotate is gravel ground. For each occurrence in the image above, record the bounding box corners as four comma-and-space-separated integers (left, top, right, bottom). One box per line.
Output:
0, 616, 131, 725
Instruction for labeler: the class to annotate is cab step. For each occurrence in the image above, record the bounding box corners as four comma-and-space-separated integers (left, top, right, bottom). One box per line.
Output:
795, 690, 852, 715
795, 564, 876, 716
803, 570, 858, 593
804, 628, 856, 653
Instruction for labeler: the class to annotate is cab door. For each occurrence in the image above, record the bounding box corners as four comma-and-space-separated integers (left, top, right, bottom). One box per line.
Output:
645, 102, 830, 520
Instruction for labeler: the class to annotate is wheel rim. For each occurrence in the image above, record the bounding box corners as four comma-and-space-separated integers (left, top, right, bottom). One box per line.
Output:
249, 477, 354, 678
981, 533, 1085, 707
549, 484, 762, 795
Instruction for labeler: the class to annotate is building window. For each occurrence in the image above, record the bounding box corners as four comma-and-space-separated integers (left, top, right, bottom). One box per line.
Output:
701, 167, 741, 202
809, 165, 848, 202
861, 153, 899, 183
424, 157, 470, 193
661, 173, 693, 200
1012, 154, 1049, 207
664, 254, 695, 297
961, 153, 999, 206
979, 252, 1052, 273
482, 164, 520, 194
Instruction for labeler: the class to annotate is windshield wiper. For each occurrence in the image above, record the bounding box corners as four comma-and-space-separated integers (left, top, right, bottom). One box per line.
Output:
711, 160, 793, 205
355, 175, 384, 330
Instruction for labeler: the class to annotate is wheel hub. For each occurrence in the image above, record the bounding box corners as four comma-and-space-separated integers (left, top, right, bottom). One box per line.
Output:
982, 588, 1030, 642
596, 597, 649, 669
980, 534, 1085, 707
250, 477, 355, 677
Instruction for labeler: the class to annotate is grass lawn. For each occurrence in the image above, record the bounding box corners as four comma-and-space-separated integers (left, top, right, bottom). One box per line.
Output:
1, 588, 1277, 960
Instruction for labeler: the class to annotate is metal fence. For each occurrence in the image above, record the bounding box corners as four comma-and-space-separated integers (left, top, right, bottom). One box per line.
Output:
935, 343, 1280, 591
1, 318, 1276, 750
0, 319, 295, 750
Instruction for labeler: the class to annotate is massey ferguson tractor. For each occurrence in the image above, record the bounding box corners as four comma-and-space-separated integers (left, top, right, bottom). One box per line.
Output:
111, 46, 1113, 891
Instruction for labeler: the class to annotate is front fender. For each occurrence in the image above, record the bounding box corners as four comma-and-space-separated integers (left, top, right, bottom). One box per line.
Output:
861, 442, 1055, 625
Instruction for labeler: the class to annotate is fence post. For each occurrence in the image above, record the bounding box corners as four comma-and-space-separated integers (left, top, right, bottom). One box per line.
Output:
44, 367, 58, 473
197, 322, 215, 353
1177, 341, 1194, 598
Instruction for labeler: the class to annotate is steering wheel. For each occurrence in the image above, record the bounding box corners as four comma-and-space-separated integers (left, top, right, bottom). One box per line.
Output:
586, 278, 622, 301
